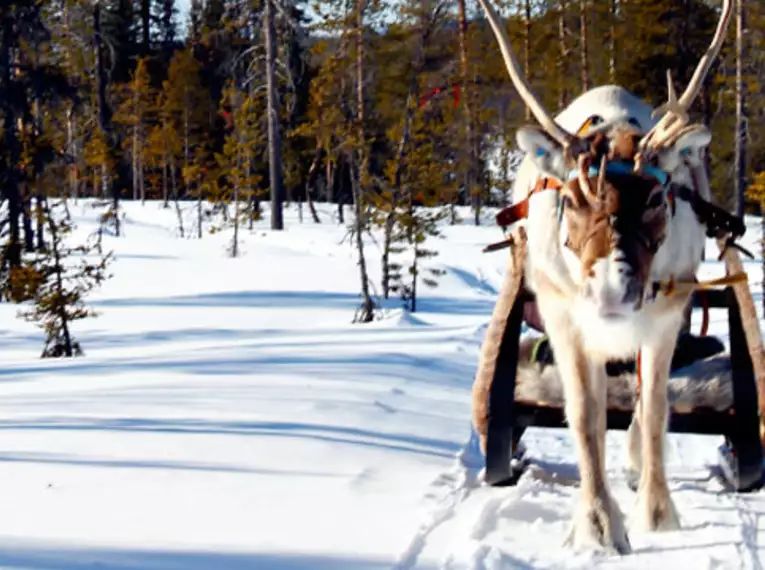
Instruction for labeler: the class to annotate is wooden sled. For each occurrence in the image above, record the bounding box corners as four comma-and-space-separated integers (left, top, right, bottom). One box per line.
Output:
472, 230, 764, 494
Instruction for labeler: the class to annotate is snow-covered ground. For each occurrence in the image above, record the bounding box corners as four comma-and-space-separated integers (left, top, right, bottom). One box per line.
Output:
0, 199, 762, 569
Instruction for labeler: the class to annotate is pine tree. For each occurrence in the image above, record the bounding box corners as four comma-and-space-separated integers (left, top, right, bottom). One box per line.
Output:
114, 56, 156, 203
373, 0, 448, 300
101, 0, 138, 83
162, 46, 215, 235
154, 0, 179, 49
45, 0, 94, 204
216, 79, 265, 255
386, 108, 450, 312
145, 112, 185, 232
92, 0, 123, 236
11, 199, 112, 358
0, 1, 75, 280
188, 0, 204, 42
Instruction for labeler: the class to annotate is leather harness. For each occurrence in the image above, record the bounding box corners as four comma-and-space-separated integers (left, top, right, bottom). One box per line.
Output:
485, 165, 750, 341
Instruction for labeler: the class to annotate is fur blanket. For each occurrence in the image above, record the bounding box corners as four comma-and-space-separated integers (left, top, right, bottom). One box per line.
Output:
515, 353, 733, 413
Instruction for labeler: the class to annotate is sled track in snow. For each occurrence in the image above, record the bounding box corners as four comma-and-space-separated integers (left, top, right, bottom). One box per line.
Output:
392, 432, 484, 570
393, 424, 765, 569
728, 491, 763, 570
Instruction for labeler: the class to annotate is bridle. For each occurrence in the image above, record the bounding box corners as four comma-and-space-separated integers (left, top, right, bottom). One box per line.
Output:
557, 147, 674, 266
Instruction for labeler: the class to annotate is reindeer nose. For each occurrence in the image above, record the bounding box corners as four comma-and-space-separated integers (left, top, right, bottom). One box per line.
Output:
621, 276, 643, 307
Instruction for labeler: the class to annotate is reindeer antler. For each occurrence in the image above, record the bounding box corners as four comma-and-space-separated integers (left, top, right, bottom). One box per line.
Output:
636, 0, 733, 165
475, 0, 589, 162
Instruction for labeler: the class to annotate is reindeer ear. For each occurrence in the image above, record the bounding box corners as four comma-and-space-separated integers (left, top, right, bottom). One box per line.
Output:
516, 126, 568, 180
657, 126, 712, 172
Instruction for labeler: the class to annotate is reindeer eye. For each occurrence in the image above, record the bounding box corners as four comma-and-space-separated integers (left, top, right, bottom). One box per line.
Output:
646, 188, 664, 209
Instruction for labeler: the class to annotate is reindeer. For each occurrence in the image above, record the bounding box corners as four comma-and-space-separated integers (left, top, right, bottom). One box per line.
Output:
475, 0, 734, 555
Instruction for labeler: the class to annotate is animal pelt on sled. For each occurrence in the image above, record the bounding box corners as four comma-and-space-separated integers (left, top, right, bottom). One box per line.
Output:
472, 0, 735, 557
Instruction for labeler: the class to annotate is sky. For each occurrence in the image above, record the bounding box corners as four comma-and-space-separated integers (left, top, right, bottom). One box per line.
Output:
171, 0, 431, 34
177, 0, 190, 22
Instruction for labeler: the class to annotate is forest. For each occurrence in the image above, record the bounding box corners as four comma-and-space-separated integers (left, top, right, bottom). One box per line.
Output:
0, 0, 763, 354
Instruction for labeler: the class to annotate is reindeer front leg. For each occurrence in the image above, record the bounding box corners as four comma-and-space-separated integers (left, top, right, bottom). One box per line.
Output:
630, 306, 687, 533
541, 304, 631, 554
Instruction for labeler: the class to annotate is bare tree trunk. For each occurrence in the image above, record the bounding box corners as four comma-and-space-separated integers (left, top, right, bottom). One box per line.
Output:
351, 157, 375, 323
353, 0, 375, 323
196, 194, 202, 238
382, 35, 427, 299
94, 1, 120, 236
608, 0, 617, 82
326, 160, 334, 204
21, 195, 34, 252
183, 106, 189, 186
66, 106, 77, 200
407, 188, 418, 312
265, 0, 284, 230
132, 126, 139, 201
162, 160, 168, 207
140, 144, 146, 203
458, 0, 479, 224
558, 0, 569, 108
305, 146, 322, 224
523, 0, 531, 119
63, 5, 78, 206
734, 0, 746, 218
580, 0, 590, 92
232, 161, 240, 257
356, 0, 369, 190
170, 155, 184, 237
141, 0, 151, 55
32, 98, 44, 250
231, 91, 241, 256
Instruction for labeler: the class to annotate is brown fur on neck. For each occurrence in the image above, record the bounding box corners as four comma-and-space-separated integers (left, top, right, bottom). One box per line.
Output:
561, 130, 667, 282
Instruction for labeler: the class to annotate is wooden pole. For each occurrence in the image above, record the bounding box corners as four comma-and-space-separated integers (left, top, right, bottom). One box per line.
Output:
716, 238, 765, 444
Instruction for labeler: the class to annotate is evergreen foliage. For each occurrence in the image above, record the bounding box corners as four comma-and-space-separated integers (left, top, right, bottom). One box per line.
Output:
0, 0, 761, 338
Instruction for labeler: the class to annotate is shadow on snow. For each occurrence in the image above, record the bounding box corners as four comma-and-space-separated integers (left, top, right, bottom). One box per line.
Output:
0, 418, 461, 459
0, 543, 410, 570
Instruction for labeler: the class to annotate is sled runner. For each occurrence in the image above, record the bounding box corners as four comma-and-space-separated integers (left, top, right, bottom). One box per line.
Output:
472, 223, 765, 494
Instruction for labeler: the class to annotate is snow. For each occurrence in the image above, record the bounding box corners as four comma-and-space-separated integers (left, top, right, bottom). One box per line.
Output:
0, 198, 762, 569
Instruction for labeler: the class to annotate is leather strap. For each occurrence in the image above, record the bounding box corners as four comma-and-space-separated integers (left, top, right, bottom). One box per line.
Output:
495, 176, 563, 229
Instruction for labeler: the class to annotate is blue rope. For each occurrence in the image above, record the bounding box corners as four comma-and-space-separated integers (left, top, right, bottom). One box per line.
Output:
566, 160, 669, 186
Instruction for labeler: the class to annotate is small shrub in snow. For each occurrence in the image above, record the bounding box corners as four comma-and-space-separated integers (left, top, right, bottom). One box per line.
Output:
9, 200, 113, 358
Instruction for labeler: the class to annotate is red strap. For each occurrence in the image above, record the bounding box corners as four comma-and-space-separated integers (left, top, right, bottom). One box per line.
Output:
496, 177, 563, 229
496, 199, 530, 228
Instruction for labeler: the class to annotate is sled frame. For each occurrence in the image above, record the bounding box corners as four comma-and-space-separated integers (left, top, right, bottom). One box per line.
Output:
484, 286, 764, 493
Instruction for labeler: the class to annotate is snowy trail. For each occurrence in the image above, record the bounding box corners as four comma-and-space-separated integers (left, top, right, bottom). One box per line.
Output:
0, 200, 761, 568
395, 427, 765, 570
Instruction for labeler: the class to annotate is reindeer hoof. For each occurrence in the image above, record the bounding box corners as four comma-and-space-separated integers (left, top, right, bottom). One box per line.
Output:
631, 486, 680, 532
564, 496, 632, 555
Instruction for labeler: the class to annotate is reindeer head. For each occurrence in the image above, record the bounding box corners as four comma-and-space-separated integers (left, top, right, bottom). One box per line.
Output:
521, 123, 712, 317
478, 0, 731, 318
